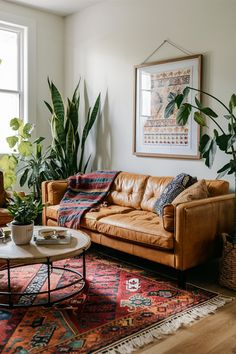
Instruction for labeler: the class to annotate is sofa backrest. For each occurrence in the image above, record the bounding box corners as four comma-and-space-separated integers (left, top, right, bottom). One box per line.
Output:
141, 176, 172, 212
107, 172, 148, 209
141, 177, 230, 212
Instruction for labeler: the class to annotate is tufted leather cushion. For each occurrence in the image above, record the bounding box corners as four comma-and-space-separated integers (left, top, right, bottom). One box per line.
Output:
107, 172, 148, 209
141, 176, 173, 212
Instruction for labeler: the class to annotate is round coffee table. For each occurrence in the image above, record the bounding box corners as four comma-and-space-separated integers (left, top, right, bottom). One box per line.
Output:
0, 226, 91, 308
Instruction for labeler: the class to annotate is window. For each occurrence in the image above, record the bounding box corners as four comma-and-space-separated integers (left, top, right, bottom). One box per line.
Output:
0, 22, 27, 153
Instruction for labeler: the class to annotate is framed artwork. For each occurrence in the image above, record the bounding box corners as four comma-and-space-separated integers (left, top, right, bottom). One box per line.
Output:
133, 54, 202, 159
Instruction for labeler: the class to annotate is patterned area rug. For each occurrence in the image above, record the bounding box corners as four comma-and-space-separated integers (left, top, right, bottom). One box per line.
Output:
0, 250, 231, 354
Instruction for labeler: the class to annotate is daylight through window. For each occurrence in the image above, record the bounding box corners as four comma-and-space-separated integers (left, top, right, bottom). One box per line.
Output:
0, 22, 27, 153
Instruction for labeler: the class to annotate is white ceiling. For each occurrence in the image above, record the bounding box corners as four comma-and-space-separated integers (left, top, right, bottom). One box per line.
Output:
5, 0, 105, 16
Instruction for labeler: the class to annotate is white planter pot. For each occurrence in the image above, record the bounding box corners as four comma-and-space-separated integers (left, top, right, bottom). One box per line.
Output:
9, 222, 34, 245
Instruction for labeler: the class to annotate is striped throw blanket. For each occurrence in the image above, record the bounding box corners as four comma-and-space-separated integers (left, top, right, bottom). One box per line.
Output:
58, 170, 119, 229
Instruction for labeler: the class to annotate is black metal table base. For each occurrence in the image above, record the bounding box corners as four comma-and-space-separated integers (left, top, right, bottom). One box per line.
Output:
0, 249, 87, 308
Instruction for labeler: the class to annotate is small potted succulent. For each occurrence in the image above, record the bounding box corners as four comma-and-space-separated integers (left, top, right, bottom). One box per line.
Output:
7, 192, 43, 245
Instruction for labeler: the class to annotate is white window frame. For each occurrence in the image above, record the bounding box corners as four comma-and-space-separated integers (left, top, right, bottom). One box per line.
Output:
0, 21, 27, 125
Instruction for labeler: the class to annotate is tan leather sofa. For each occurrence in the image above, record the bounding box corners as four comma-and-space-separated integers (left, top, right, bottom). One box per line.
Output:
0, 172, 12, 227
42, 172, 234, 287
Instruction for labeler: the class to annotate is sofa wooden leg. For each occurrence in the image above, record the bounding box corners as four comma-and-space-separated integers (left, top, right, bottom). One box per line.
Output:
177, 270, 186, 289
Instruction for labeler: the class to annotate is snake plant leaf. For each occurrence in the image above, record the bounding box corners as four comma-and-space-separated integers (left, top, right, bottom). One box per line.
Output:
19, 168, 29, 187
44, 101, 53, 114
49, 80, 65, 124
229, 94, 236, 113
18, 141, 33, 156
48, 80, 66, 148
34, 137, 45, 144
194, 112, 207, 126
176, 103, 192, 125
87, 94, 101, 132
65, 120, 75, 174
83, 154, 91, 173
6, 136, 18, 148
72, 80, 80, 104
53, 115, 66, 150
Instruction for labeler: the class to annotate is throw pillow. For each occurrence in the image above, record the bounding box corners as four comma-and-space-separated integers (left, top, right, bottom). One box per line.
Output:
172, 179, 209, 206
154, 173, 197, 216
162, 179, 209, 232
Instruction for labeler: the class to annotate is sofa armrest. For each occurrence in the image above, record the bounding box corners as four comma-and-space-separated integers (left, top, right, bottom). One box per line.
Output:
42, 180, 67, 205
174, 193, 234, 270
42, 180, 67, 225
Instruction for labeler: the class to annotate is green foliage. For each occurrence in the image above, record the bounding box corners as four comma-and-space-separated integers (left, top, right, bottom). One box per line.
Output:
7, 192, 43, 225
0, 118, 56, 199
164, 87, 236, 243
45, 79, 101, 178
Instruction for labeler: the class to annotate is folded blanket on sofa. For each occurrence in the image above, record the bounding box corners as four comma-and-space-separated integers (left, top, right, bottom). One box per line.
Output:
58, 170, 119, 229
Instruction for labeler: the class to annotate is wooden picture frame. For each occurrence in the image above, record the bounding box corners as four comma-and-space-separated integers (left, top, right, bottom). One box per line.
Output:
133, 54, 202, 159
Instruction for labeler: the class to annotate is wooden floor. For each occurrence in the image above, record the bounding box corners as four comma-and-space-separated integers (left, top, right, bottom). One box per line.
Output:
137, 260, 236, 354
97, 245, 236, 354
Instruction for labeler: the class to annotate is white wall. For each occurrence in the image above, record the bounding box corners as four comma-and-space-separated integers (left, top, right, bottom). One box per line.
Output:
0, 0, 64, 143
65, 0, 236, 189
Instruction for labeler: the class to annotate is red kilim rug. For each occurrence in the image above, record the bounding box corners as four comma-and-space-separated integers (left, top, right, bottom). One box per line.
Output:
0, 250, 231, 353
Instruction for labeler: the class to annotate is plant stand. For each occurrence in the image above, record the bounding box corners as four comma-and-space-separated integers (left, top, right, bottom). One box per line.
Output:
219, 233, 236, 290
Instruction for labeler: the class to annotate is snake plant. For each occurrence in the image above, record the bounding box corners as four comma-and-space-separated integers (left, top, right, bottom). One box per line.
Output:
45, 79, 100, 178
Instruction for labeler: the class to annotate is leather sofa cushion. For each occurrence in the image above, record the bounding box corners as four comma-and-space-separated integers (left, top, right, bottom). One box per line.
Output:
107, 172, 148, 209
141, 176, 172, 212
45, 204, 132, 223
0, 208, 12, 226
93, 210, 174, 250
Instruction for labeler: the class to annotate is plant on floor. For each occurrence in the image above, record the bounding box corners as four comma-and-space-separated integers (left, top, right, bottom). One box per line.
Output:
0, 118, 57, 200
44, 79, 101, 178
165, 87, 236, 243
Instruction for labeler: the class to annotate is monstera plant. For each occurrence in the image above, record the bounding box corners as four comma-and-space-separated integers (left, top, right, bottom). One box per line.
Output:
165, 86, 236, 243
45, 79, 101, 178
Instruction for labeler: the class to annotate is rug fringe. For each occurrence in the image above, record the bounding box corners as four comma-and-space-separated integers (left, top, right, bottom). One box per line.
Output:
97, 295, 233, 354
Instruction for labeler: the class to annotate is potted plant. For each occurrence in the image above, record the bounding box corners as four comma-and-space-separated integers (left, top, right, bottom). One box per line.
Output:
45, 79, 101, 177
0, 118, 59, 200
164, 86, 236, 289
7, 192, 43, 245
